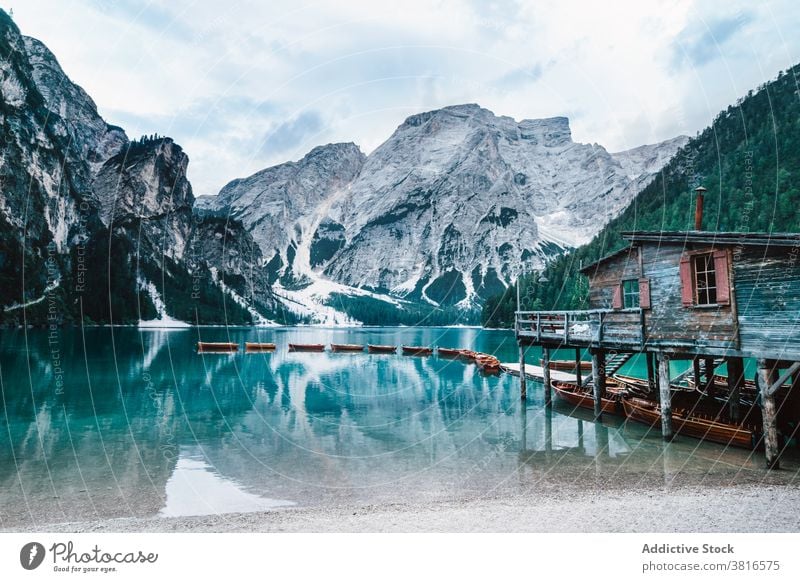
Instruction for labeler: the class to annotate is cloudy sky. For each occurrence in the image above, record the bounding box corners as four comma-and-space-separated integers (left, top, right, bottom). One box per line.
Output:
11, 0, 800, 195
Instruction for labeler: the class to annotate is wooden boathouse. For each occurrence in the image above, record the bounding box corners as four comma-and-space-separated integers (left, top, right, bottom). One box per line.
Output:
515, 188, 800, 468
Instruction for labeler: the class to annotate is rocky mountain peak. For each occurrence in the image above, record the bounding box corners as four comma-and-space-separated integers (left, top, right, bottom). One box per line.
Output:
210, 103, 688, 314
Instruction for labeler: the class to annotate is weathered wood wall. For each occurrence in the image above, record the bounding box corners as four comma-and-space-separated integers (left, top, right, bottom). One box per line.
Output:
640, 244, 738, 352
586, 248, 640, 308
734, 245, 800, 359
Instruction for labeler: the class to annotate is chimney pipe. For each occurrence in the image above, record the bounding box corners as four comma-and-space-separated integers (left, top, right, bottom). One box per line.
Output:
694, 186, 706, 231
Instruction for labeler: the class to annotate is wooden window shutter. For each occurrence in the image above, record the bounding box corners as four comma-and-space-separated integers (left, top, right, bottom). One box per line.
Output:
679, 254, 693, 306
638, 278, 651, 309
713, 249, 731, 305
611, 284, 623, 309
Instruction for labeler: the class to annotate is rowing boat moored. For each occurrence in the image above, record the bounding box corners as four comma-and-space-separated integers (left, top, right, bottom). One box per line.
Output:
197, 342, 239, 352
368, 344, 396, 353
622, 397, 756, 448
474, 353, 501, 373
459, 350, 478, 361
542, 359, 593, 372
245, 342, 276, 351
402, 345, 433, 356
552, 381, 620, 415
476, 361, 501, 374
437, 347, 463, 357
330, 343, 365, 352
288, 343, 325, 352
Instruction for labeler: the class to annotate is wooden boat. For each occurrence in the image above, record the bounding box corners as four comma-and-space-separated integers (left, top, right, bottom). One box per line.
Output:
245, 342, 276, 351
330, 343, 365, 352
459, 350, 478, 361
437, 347, 463, 357
402, 345, 434, 356
288, 343, 325, 352
473, 352, 501, 373
368, 344, 397, 353
622, 397, 756, 449
612, 374, 654, 397
541, 359, 593, 372
552, 380, 620, 415
475, 357, 501, 373
197, 342, 238, 352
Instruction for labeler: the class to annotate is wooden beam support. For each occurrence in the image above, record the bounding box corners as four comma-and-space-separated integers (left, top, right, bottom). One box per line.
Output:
591, 349, 606, 419
575, 348, 582, 387
646, 352, 656, 395
519, 345, 527, 401
758, 358, 780, 470
657, 353, 674, 440
692, 357, 702, 392
541, 346, 552, 407
766, 362, 800, 397
704, 357, 717, 397
726, 357, 744, 423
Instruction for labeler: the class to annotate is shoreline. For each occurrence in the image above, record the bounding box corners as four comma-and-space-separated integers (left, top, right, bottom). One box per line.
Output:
8, 482, 800, 534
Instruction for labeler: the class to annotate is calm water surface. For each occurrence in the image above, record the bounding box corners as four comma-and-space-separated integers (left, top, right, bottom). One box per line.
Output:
1, 326, 797, 527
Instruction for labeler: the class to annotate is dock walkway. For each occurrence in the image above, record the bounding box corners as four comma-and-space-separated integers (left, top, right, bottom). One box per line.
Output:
500, 363, 579, 384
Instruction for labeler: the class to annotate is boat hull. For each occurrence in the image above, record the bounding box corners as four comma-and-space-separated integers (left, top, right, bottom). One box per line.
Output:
245, 342, 276, 351
622, 398, 755, 449
402, 346, 433, 356
553, 382, 619, 415
331, 344, 365, 352
288, 344, 325, 352
542, 359, 593, 372
368, 345, 396, 353
437, 348, 463, 357
197, 342, 238, 352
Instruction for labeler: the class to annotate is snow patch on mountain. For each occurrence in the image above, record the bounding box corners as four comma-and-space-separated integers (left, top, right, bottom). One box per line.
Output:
209, 267, 276, 326
138, 279, 191, 328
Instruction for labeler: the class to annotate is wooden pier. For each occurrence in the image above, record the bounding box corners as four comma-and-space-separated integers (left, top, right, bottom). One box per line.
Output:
515, 191, 800, 468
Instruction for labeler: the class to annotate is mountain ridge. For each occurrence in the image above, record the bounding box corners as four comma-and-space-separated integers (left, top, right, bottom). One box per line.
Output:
201, 103, 688, 315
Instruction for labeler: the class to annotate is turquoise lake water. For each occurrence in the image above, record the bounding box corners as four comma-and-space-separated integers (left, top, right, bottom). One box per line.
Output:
0, 327, 795, 528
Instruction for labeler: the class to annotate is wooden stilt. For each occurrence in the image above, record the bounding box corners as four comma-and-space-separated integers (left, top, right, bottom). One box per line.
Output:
692, 357, 702, 391
727, 357, 744, 423
544, 407, 553, 458
758, 358, 780, 469
575, 348, 582, 386
519, 345, 527, 401
657, 352, 673, 440
591, 349, 606, 419
704, 357, 717, 397
541, 346, 551, 406
646, 352, 656, 395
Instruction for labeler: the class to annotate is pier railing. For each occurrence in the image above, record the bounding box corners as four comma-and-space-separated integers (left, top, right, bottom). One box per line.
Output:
515, 308, 644, 349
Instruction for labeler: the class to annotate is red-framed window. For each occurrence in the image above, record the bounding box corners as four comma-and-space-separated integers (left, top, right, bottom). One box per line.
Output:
679, 249, 731, 307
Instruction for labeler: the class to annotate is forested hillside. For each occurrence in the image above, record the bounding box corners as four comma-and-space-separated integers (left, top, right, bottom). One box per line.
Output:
483, 65, 800, 327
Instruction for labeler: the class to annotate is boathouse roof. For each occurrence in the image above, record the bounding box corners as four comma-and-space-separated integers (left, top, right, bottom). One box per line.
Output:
579, 230, 800, 274
621, 230, 800, 246
578, 246, 637, 274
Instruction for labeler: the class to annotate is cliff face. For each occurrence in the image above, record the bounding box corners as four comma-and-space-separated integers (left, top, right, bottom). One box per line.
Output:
0, 12, 278, 325
195, 142, 366, 287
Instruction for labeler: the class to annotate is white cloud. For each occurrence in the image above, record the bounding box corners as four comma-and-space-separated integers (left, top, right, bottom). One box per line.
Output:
10, 0, 800, 194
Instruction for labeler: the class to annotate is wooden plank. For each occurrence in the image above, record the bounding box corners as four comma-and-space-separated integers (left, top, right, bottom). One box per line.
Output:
657, 353, 674, 440
542, 347, 552, 406
758, 358, 780, 469
591, 350, 605, 419
767, 362, 800, 397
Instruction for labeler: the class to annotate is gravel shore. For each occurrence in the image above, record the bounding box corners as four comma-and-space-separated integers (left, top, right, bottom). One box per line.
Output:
10, 482, 800, 533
